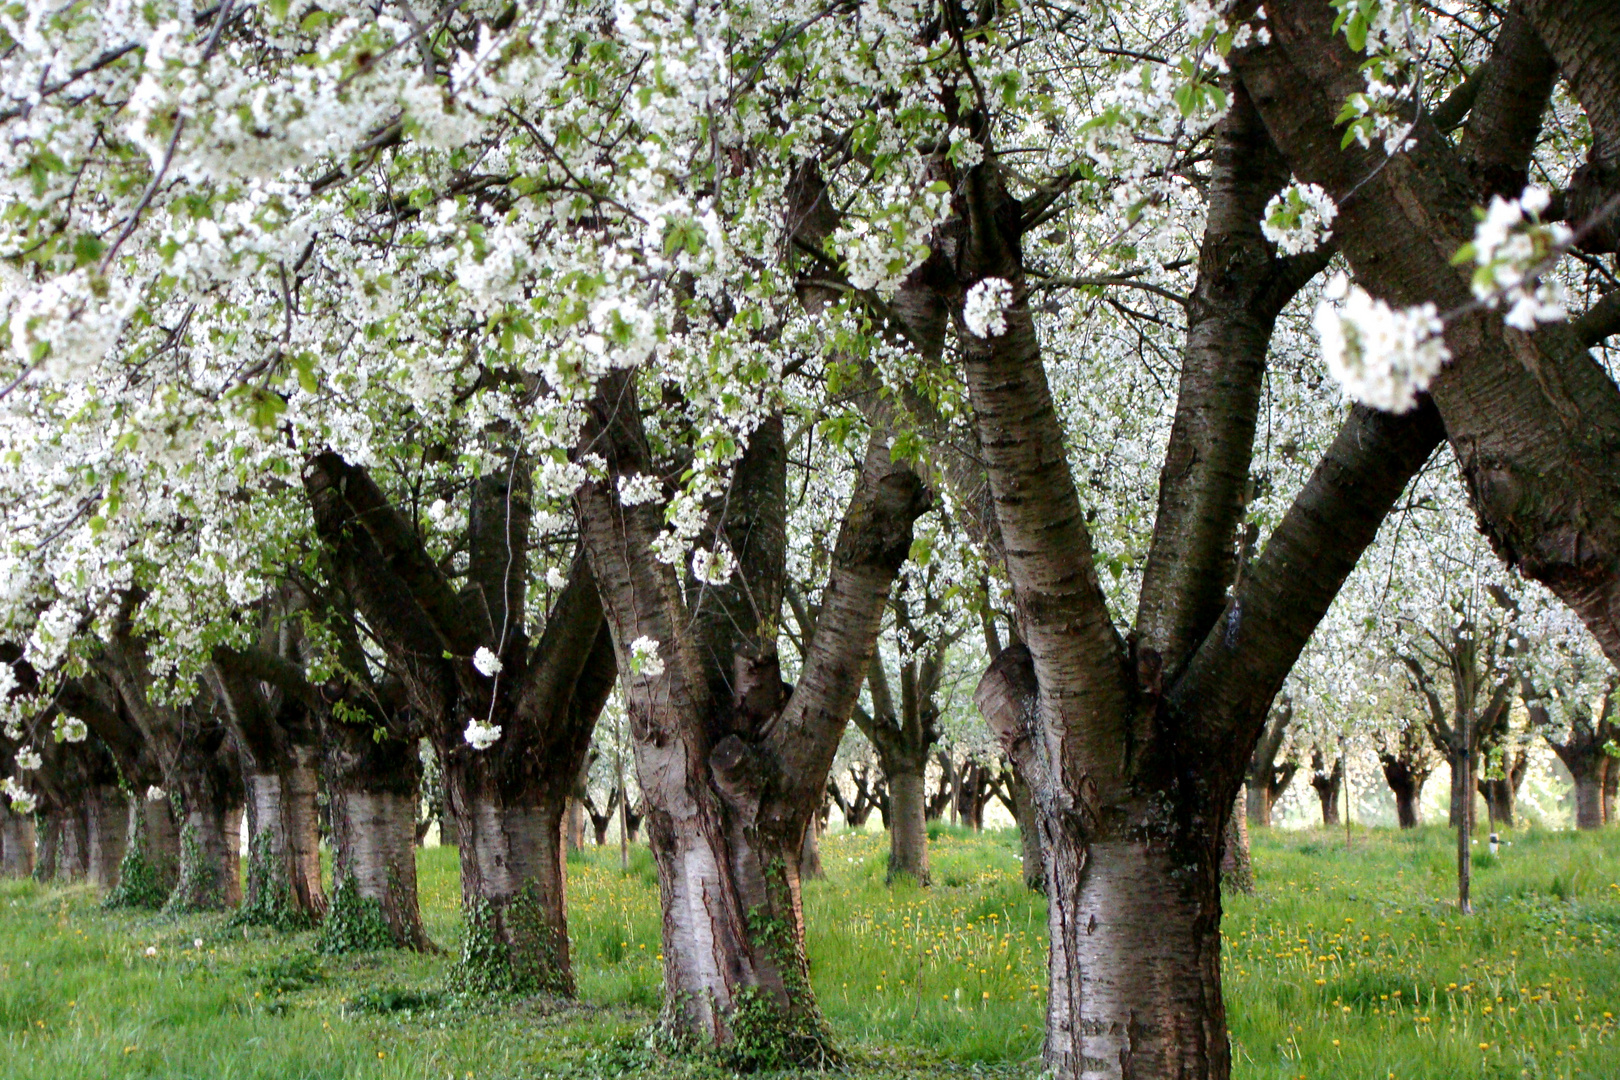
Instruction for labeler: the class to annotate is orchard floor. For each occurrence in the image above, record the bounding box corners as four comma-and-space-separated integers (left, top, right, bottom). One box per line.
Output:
2, 825, 1619, 1079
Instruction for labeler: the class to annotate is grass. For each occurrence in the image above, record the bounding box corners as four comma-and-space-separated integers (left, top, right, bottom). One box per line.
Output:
0, 824, 1617, 1077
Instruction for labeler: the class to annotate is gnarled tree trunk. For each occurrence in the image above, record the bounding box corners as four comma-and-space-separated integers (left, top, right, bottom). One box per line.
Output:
577, 379, 928, 1055
324, 715, 431, 950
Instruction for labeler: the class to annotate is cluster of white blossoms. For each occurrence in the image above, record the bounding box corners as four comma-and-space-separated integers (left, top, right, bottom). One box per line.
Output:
2, 776, 35, 814
472, 647, 504, 678
1261, 182, 1339, 256
617, 473, 663, 506
963, 278, 1014, 339
58, 716, 88, 743
145, 786, 167, 802
7, 269, 138, 381
1312, 273, 1450, 413
14, 746, 41, 771
691, 543, 737, 587
629, 636, 665, 678
1463, 187, 1571, 331
463, 717, 503, 751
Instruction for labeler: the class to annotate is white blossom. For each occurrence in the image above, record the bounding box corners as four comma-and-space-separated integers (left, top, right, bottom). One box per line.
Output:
472, 647, 503, 678
15, 746, 41, 771
963, 278, 1014, 339
1261, 182, 1338, 255
145, 786, 168, 802
629, 635, 665, 678
617, 473, 663, 506
545, 567, 569, 589
1465, 187, 1570, 331
2, 777, 35, 815
464, 717, 503, 750
691, 543, 737, 586
58, 716, 88, 743
1313, 274, 1450, 413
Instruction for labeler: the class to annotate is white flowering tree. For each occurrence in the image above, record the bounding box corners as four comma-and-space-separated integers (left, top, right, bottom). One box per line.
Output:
2, 1, 1619, 1076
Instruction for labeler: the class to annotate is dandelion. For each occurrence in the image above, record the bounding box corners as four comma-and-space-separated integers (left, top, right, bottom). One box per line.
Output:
144, 946, 157, 957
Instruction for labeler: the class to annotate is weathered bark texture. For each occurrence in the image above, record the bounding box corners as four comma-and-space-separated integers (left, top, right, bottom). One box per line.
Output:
212, 636, 327, 923
323, 706, 432, 950
1009, 769, 1045, 891
1222, 791, 1254, 895
576, 372, 928, 1053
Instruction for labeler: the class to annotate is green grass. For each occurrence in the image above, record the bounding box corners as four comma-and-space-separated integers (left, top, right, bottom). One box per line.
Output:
0, 824, 1617, 1077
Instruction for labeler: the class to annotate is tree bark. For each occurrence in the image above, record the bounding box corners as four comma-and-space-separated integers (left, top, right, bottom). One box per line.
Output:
167, 751, 245, 912
800, 809, 825, 881
323, 715, 431, 950
305, 451, 616, 995
0, 805, 35, 877
1043, 830, 1227, 1080
1010, 769, 1045, 892
1604, 759, 1618, 825
1310, 753, 1343, 827
33, 811, 59, 881
85, 784, 129, 890
1574, 771, 1605, 830
1448, 750, 1478, 835
1222, 792, 1254, 895
1379, 753, 1428, 829
886, 767, 930, 884
241, 755, 325, 923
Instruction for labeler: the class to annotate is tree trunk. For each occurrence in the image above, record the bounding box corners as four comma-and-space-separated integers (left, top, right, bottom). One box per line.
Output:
329, 790, 430, 950
0, 805, 35, 877
324, 724, 430, 950
440, 803, 460, 847
33, 811, 59, 881
886, 767, 930, 884
1448, 753, 1477, 832
1394, 784, 1421, 830
105, 796, 181, 908
1313, 776, 1340, 827
84, 784, 129, 890
1011, 770, 1045, 892
1574, 771, 1605, 830
1380, 755, 1426, 829
1221, 792, 1253, 895
58, 803, 89, 881
445, 758, 572, 994
167, 758, 244, 912
1604, 759, 1618, 825
565, 797, 586, 853
1480, 777, 1516, 829
242, 749, 325, 925
1244, 784, 1274, 828
800, 810, 824, 881
1043, 829, 1228, 1080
